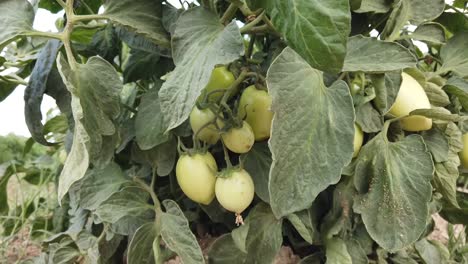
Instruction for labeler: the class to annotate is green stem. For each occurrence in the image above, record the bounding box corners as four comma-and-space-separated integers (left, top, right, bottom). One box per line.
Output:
447, 4, 468, 17
221, 140, 233, 168
63, 0, 77, 70
55, 0, 66, 8
220, 3, 238, 24
134, 176, 162, 215
72, 14, 108, 23
23, 31, 64, 41
242, 25, 281, 37
239, 11, 265, 33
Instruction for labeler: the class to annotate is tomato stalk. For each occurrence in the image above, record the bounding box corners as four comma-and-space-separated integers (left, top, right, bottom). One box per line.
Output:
221, 140, 233, 168
239, 11, 265, 34
134, 172, 163, 215
220, 3, 239, 24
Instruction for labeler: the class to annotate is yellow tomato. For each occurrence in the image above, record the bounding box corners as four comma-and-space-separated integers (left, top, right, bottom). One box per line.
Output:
388, 72, 432, 131
221, 121, 255, 154
175, 152, 218, 205
215, 168, 255, 214
238, 85, 273, 141
460, 133, 468, 169
353, 123, 364, 158
189, 107, 223, 144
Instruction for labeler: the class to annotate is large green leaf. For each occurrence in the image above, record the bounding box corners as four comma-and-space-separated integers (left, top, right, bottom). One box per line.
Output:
127, 222, 158, 264
159, 7, 244, 131
160, 200, 205, 264
240, 142, 272, 203
103, 0, 170, 47
408, 23, 446, 44
94, 187, 154, 223
266, 47, 354, 218
24, 40, 63, 146
343, 36, 416, 72
244, 203, 283, 263
268, 0, 350, 73
439, 32, 468, 78
0, 0, 34, 47
135, 87, 169, 150
79, 162, 130, 210
421, 127, 449, 163
207, 234, 247, 264
354, 128, 434, 251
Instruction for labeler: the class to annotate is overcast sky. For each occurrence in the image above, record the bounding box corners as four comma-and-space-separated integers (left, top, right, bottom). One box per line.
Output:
0, 0, 456, 137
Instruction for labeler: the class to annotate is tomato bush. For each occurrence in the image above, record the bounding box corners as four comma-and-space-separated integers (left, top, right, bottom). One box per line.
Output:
0, 0, 467, 263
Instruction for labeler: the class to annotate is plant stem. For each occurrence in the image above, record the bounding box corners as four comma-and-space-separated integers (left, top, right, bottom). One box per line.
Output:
239, 11, 264, 33
222, 141, 233, 168
447, 4, 468, 17
134, 176, 162, 215
23, 31, 64, 41
220, 3, 238, 24
63, 0, 77, 70
72, 14, 108, 23
55, 0, 66, 8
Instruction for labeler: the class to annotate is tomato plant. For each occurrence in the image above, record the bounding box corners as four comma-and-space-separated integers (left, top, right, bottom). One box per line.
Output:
0, 0, 467, 263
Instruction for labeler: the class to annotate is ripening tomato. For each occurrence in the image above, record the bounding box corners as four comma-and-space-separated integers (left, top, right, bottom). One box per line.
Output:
201, 66, 235, 102
189, 107, 223, 144
388, 72, 432, 131
221, 121, 255, 153
238, 85, 273, 141
353, 123, 363, 158
176, 152, 218, 205
215, 168, 255, 214
459, 133, 468, 169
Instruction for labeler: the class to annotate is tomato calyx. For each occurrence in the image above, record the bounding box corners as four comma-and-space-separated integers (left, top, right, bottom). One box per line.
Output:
216, 166, 242, 179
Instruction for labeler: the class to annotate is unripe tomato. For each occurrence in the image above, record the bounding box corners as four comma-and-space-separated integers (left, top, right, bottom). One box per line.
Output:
202, 66, 235, 102
353, 123, 363, 158
215, 168, 255, 214
189, 107, 223, 144
175, 152, 218, 205
459, 133, 468, 169
221, 121, 255, 153
388, 72, 432, 131
238, 85, 273, 141
55, 17, 65, 30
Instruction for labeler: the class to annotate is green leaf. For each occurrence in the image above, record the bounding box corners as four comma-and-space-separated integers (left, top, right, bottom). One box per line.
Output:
268, 0, 351, 73
110, 215, 152, 236
127, 222, 158, 264
410, 107, 460, 122
59, 55, 122, 161
25, 40, 63, 146
95, 187, 154, 223
159, 7, 244, 131
103, 0, 170, 47
79, 162, 129, 210
424, 82, 450, 107
135, 87, 170, 150
123, 49, 160, 83
415, 238, 448, 264
286, 208, 318, 245
435, 12, 468, 35
382, 0, 445, 40
325, 238, 352, 264
343, 36, 416, 72
409, 23, 446, 44
266, 47, 354, 218
160, 200, 205, 264
0, 0, 34, 47
244, 203, 283, 263
354, 130, 434, 251
86, 24, 120, 62
208, 234, 246, 264
353, 0, 391, 13
443, 76, 468, 111
140, 137, 177, 176
421, 127, 449, 163
345, 239, 369, 264
439, 32, 468, 78
371, 72, 402, 114
433, 122, 462, 208
240, 142, 271, 203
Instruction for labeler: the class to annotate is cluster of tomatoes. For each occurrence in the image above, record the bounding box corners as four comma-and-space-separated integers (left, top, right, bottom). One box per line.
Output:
175, 65, 272, 224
